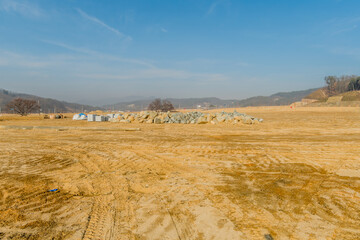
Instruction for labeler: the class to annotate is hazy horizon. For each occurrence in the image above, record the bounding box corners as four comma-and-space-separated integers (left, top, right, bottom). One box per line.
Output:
1, 0, 359, 104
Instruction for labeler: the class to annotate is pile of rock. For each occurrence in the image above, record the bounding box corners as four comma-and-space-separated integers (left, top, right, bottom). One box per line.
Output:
108, 111, 263, 124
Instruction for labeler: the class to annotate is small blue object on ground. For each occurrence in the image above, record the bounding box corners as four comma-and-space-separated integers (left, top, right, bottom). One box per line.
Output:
48, 189, 58, 192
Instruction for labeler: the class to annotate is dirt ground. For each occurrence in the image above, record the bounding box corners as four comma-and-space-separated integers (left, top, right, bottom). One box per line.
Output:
0, 106, 360, 240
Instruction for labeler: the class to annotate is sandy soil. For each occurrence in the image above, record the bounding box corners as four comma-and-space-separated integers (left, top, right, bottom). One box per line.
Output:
0, 106, 360, 239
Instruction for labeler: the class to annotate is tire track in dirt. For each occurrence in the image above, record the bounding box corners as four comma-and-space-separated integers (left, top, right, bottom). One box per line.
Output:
0, 133, 91, 239
2, 109, 360, 239
218, 161, 360, 239
83, 196, 113, 240
131, 149, 245, 239
142, 135, 360, 239
0, 174, 84, 239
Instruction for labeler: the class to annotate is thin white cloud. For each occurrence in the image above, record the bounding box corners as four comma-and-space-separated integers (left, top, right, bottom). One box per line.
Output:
347, 16, 360, 23
325, 16, 360, 35
78, 68, 227, 83
0, 0, 42, 17
1, 43, 227, 87
161, 27, 168, 33
41, 40, 98, 55
329, 47, 360, 58
207, 1, 219, 15
176, 58, 220, 65
175, 58, 250, 69
332, 25, 357, 35
206, 0, 230, 16
76, 8, 132, 41
0, 50, 56, 68
41, 40, 154, 68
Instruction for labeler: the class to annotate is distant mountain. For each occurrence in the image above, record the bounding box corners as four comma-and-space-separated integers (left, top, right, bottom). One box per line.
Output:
105, 88, 320, 111
236, 88, 320, 107
0, 89, 101, 113
77, 95, 156, 106
103, 97, 235, 111
0, 87, 320, 113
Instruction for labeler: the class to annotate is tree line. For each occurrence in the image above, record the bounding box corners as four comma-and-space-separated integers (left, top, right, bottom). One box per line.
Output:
324, 75, 360, 96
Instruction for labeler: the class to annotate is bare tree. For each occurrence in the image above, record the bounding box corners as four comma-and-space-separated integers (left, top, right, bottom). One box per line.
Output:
6, 98, 40, 116
336, 75, 356, 93
323, 75, 358, 94
148, 98, 175, 112
324, 76, 337, 96
161, 100, 175, 112
148, 98, 163, 111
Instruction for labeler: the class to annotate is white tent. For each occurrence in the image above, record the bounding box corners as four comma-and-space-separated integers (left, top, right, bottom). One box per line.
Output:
72, 113, 87, 120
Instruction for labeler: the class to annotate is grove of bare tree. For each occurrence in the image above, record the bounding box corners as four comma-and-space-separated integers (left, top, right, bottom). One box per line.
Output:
324, 75, 359, 96
148, 98, 175, 112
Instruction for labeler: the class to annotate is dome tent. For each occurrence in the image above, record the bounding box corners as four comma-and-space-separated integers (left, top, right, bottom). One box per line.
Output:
73, 113, 87, 120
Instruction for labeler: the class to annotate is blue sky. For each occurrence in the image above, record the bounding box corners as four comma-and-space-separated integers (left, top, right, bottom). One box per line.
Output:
0, 0, 359, 105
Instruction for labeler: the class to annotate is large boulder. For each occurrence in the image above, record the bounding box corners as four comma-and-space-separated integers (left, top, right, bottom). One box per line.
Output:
154, 117, 162, 124
149, 111, 158, 119
197, 116, 208, 124
216, 116, 226, 122
242, 116, 253, 124
234, 115, 244, 121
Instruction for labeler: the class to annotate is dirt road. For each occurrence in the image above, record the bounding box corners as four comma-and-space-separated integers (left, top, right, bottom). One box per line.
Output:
1, 107, 360, 239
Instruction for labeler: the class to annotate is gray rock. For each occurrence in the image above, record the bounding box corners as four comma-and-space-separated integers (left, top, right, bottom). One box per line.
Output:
102, 110, 263, 125
243, 116, 253, 124
154, 117, 162, 124
149, 111, 158, 119
216, 116, 226, 122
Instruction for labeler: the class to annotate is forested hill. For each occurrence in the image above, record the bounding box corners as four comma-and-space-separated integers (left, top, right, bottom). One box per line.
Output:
0, 89, 100, 113
236, 88, 319, 107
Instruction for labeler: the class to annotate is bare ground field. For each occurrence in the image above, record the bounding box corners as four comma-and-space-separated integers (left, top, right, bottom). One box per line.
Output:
0, 106, 360, 239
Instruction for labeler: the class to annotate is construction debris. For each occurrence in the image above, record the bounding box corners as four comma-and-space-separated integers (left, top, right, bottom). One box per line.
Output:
50, 114, 64, 119
105, 110, 262, 124
73, 111, 263, 124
